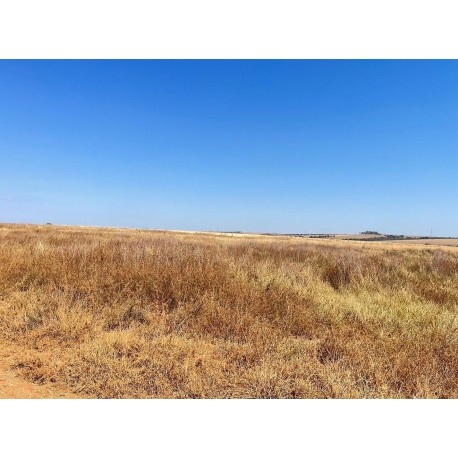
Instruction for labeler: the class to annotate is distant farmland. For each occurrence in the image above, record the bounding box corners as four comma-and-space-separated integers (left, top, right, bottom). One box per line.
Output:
0, 223, 457, 398
335, 234, 458, 247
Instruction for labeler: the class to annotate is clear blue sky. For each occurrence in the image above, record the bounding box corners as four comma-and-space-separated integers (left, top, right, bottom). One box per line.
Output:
1, 60, 457, 235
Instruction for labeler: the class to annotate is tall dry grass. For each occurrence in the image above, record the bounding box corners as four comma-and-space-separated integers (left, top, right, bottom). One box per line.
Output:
0, 223, 457, 398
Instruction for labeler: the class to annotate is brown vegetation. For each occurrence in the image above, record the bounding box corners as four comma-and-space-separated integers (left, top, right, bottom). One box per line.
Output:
0, 223, 457, 398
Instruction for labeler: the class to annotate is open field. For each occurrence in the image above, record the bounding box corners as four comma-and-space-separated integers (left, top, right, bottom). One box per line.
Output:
183, 231, 458, 248
0, 223, 457, 398
376, 238, 458, 247
335, 234, 458, 247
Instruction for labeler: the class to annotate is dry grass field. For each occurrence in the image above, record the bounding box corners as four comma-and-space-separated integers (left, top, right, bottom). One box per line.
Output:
336, 234, 458, 247
0, 223, 457, 398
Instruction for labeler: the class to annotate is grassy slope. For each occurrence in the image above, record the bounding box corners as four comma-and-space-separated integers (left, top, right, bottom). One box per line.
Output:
0, 224, 457, 398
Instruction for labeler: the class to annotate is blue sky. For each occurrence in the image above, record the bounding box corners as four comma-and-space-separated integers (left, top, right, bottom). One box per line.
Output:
1, 60, 457, 235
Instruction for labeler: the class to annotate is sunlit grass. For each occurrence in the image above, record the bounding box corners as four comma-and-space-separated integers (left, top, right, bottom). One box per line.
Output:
0, 223, 457, 398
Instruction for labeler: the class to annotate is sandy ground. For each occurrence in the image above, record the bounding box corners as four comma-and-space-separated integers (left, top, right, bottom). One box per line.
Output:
0, 344, 79, 399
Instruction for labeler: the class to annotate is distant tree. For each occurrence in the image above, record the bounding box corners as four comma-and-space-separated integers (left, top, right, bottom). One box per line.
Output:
361, 231, 380, 235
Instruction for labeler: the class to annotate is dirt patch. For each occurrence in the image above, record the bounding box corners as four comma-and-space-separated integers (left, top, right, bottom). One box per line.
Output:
0, 344, 80, 399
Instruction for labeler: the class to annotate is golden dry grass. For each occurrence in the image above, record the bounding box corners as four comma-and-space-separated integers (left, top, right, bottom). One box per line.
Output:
0, 223, 457, 398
